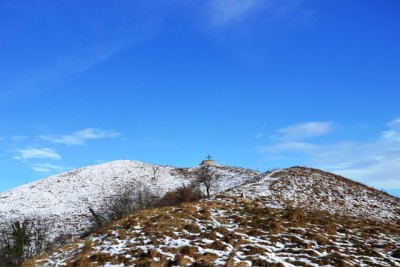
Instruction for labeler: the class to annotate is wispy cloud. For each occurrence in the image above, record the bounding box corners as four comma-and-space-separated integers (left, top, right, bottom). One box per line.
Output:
31, 163, 69, 173
0, 1, 160, 102
0, 43, 126, 101
381, 118, 400, 142
41, 128, 121, 145
201, 0, 311, 31
257, 119, 400, 191
207, 0, 264, 27
273, 121, 334, 141
14, 147, 61, 160
255, 133, 264, 139
10, 135, 28, 142
258, 141, 318, 153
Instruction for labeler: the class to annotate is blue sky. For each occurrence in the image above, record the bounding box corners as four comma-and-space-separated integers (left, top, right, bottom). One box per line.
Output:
1, 0, 399, 196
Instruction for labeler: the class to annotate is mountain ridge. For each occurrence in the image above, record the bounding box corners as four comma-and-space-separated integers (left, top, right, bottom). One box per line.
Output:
225, 166, 400, 223
1, 160, 399, 243
0, 160, 259, 240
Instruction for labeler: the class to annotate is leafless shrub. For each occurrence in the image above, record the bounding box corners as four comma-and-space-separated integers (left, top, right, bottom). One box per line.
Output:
94, 183, 159, 225
0, 218, 52, 267
156, 182, 203, 207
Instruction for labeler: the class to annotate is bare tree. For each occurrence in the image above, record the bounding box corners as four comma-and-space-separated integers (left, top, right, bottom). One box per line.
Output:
151, 166, 160, 180
195, 165, 220, 199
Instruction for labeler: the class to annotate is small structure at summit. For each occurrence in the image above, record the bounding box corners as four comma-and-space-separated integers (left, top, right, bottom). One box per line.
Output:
200, 155, 219, 166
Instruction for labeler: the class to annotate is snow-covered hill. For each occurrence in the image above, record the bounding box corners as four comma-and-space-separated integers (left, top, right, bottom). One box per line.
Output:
0, 160, 258, 240
225, 166, 400, 223
1, 161, 399, 245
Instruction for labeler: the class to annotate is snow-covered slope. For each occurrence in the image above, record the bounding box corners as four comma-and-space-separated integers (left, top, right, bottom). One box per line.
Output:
2, 162, 399, 245
225, 166, 400, 223
0, 160, 258, 239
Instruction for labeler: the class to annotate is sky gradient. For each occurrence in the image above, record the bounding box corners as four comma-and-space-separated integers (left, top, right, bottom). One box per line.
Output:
1, 0, 399, 196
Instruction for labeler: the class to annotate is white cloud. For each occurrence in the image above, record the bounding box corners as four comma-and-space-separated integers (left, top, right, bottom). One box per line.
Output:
32, 163, 68, 173
202, 0, 310, 30
274, 121, 334, 141
0, 135, 28, 143
258, 119, 400, 192
388, 118, 400, 128
10, 135, 28, 142
41, 128, 121, 145
258, 142, 318, 153
14, 148, 61, 160
255, 133, 263, 138
381, 118, 400, 142
317, 142, 400, 190
207, 0, 264, 26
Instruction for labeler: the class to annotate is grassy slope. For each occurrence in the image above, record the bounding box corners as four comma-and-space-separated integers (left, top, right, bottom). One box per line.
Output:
25, 196, 400, 267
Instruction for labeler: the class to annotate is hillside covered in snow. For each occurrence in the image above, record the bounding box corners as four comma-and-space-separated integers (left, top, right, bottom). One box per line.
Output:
0, 160, 258, 239
2, 160, 400, 266
225, 167, 400, 224
1, 160, 399, 248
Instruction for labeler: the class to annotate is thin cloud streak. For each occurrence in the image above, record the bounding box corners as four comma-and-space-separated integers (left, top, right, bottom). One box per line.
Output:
258, 141, 318, 153
381, 118, 400, 142
14, 147, 61, 160
207, 0, 264, 26
273, 121, 334, 141
0, 42, 127, 101
41, 128, 121, 145
31, 163, 69, 173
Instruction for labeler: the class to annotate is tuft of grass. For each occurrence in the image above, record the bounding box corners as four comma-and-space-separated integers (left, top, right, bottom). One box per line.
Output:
184, 222, 201, 233
179, 245, 199, 257
324, 222, 337, 235
215, 226, 230, 236
195, 252, 219, 266
206, 240, 228, 251
174, 254, 193, 266
284, 206, 306, 226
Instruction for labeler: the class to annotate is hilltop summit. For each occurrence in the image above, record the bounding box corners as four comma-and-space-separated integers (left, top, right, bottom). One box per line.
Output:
225, 166, 400, 223
200, 155, 219, 166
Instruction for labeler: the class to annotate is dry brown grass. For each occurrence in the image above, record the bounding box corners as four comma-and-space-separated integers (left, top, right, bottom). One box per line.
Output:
174, 254, 193, 266
200, 231, 218, 241
248, 257, 285, 267
195, 252, 219, 265
206, 240, 229, 251
23, 196, 400, 267
284, 206, 306, 226
215, 226, 230, 236
184, 222, 201, 233
179, 245, 199, 257
324, 222, 337, 235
